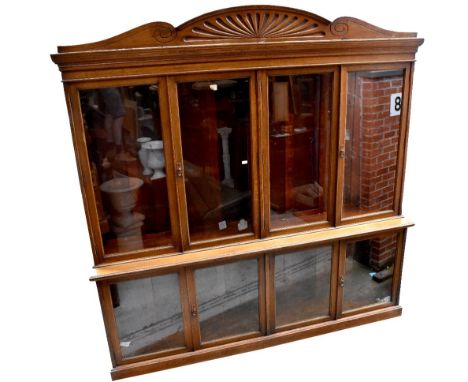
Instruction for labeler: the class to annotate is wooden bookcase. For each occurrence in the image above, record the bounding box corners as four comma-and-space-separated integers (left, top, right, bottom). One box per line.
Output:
51, 5, 423, 380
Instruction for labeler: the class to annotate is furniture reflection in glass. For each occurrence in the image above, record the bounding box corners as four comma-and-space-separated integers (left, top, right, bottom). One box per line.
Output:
178, 78, 253, 243
269, 73, 332, 231
80, 85, 172, 254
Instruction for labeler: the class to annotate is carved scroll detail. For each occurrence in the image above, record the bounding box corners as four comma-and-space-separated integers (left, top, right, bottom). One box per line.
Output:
55, 6, 418, 54
184, 12, 326, 42
153, 22, 176, 43
330, 20, 349, 36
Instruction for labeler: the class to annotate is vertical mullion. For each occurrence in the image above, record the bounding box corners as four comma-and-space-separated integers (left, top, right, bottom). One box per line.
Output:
166, 76, 190, 250
394, 63, 413, 215
97, 281, 123, 366
335, 66, 348, 226
391, 229, 407, 304
178, 268, 195, 351
347, 74, 361, 215
329, 242, 340, 319
336, 241, 347, 319
159, 77, 183, 252
185, 269, 202, 349
257, 70, 270, 237
249, 72, 260, 239
66, 85, 104, 263
265, 253, 275, 334
258, 255, 267, 335
328, 67, 341, 228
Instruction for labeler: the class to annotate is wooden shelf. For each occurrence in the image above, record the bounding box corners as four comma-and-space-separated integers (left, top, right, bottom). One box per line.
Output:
91, 217, 413, 281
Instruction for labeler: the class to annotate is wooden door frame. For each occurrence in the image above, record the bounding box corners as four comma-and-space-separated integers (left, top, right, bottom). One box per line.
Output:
265, 240, 340, 333
65, 77, 182, 264
336, 229, 407, 318
258, 65, 340, 238
335, 62, 413, 226
184, 254, 266, 349
167, 70, 261, 251
97, 267, 192, 367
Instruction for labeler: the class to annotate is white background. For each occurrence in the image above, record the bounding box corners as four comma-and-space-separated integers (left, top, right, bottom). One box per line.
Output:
2, 0, 467, 381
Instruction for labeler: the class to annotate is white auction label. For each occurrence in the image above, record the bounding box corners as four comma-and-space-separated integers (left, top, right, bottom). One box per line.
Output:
218, 220, 227, 230
390, 92, 402, 116
237, 219, 248, 231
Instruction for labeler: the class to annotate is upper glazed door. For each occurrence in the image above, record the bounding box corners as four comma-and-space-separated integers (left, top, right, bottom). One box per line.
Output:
260, 67, 339, 236
337, 63, 411, 224
77, 79, 180, 258
169, 72, 259, 248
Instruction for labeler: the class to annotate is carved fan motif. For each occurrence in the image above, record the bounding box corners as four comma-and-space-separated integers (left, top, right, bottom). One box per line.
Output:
184, 12, 326, 41
54, 6, 419, 56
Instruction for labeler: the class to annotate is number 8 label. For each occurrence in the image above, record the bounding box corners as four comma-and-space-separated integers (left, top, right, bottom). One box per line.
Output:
390, 93, 402, 116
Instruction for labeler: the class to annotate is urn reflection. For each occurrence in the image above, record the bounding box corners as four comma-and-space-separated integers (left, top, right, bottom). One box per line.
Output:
100, 177, 145, 250
141, 140, 165, 180
137, 137, 152, 176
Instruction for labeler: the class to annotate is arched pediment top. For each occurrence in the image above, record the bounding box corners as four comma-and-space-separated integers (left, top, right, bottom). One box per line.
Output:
178, 5, 331, 42
57, 5, 417, 53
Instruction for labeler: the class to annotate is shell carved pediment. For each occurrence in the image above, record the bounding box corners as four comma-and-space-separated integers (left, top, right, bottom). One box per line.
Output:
56, 6, 417, 53
183, 12, 327, 41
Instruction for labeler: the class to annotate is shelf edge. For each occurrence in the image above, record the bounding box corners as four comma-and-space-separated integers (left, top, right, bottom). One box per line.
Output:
90, 217, 414, 281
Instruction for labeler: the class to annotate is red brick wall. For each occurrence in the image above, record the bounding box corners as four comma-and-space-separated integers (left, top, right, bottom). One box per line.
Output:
369, 234, 398, 269
359, 75, 403, 212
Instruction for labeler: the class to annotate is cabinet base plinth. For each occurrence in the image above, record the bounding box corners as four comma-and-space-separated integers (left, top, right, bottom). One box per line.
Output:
111, 305, 402, 380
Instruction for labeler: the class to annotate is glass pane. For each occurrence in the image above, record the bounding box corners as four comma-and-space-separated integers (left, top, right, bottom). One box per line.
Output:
269, 73, 332, 230
343, 70, 404, 218
111, 273, 185, 358
275, 245, 332, 327
178, 78, 252, 242
80, 85, 172, 254
343, 233, 398, 311
195, 258, 259, 343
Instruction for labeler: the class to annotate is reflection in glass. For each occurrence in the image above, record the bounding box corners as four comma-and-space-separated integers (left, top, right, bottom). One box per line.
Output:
275, 245, 332, 327
178, 78, 252, 242
80, 85, 172, 254
343, 70, 404, 218
111, 273, 185, 358
195, 259, 259, 343
343, 233, 397, 311
268, 73, 332, 230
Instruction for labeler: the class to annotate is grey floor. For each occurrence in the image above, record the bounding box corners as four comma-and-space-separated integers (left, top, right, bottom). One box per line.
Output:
118, 256, 392, 357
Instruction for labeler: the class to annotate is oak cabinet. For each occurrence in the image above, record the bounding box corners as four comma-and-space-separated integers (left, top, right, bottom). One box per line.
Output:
51, 5, 423, 380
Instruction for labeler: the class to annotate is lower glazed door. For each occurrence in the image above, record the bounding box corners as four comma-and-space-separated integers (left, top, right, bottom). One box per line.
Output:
337, 231, 405, 317
186, 256, 265, 348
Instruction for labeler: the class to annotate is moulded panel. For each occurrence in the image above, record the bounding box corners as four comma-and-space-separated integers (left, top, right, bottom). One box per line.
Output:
275, 245, 332, 327
194, 258, 260, 343
79, 84, 173, 254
